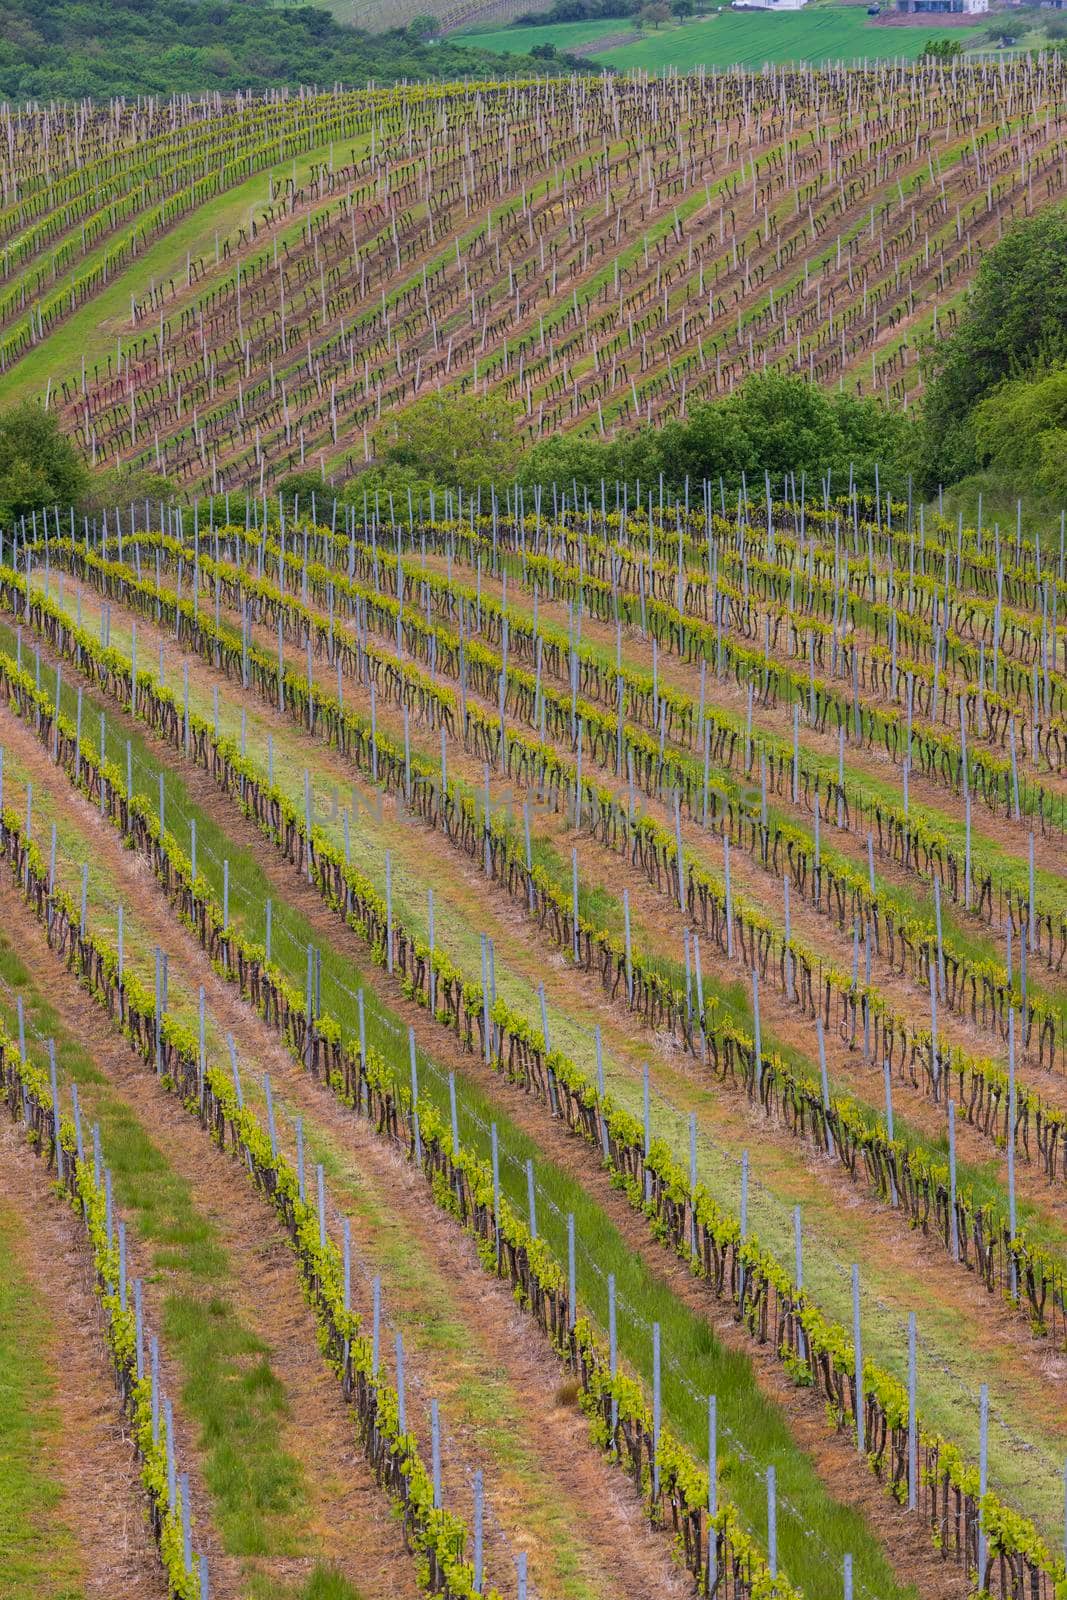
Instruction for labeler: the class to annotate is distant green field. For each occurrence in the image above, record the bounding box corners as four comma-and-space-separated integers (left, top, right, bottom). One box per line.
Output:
458, 18, 619, 51
461, 9, 983, 69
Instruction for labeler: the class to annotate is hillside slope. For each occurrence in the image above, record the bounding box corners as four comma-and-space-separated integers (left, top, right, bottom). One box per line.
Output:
3, 61, 1066, 492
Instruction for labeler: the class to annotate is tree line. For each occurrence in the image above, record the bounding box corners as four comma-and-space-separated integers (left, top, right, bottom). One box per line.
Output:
0, 0, 582, 100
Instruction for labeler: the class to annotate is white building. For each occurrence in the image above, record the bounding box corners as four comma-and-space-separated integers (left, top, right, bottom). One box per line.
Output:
895, 0, 988, 13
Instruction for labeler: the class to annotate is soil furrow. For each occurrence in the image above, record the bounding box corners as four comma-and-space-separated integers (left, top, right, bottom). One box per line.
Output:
0, 1115, 166, 1600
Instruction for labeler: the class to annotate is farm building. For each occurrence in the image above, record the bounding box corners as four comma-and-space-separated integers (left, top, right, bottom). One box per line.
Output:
895, 0, 987, 11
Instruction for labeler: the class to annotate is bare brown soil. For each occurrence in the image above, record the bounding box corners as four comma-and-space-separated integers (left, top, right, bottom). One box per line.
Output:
0, 1116, 165, 1600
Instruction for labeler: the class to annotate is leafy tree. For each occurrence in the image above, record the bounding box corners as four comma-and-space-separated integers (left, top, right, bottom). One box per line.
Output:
0, 405, 87, 527
971, 366, 1067, 501
520, 375, 913, 495
982, 20, 1021, 45
81, 460, 171, 517
672, 0, 695, 16
0, 0, 585, 97
920, 37, 963, 60
276, 469, 328, 510
638, 1, 670, 24
915, 212, 1067, 492
374, 391, 522, 490
406, 13, 438, 41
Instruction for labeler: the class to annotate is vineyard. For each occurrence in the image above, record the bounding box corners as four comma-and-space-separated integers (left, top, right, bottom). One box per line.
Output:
3, 44, 1067, 1600
0, 468, 1064, 1600
2, 59, 1067, 491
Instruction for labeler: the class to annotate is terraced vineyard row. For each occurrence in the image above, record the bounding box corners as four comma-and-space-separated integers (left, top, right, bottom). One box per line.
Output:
1, 480, 1064, 1600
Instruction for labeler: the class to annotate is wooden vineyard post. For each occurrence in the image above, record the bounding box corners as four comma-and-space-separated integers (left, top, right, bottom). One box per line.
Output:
767, 1465, 777, 1580
48, 1039, 62, 1183
643, 1064, 651, 1204
151, 1334, 160, 1445
689, 1114, 698, 1260
928, 962, 939, 1096
303, 772, 312, 883
449, 1074, 460, 1158
852, 1264, 864, 1455
411, 1031, 422, 1167
978, 1383, 989, 1583
652, 1321, 662, 1499
726, 838, 735, 960
154, 948, 163, 1075
624, 890, 633, 1002
431, 1399, 441, 1509
608, 1272, 618, 1434
1009, 1009, 1018, 1303
674, 791, 685, 910
794, 1206, 806, 1363
491, 1123, 500, 1261
135, 1279, 144, 1381
523, 799, 534, 913
948, 1100, 958, 1261
474, 1470, 484, 1596
180, 1473, 192, 1575
1029, 833, 1036, 953
71, 1083, 84, 1164
708, 1394, 717, 1593
386, 851, 393, 974
883, 1057, 897, 1208
738, 1151, 749, 1304
567, 1215, 576, 1334
264, 1073, 277, 1159
783, 877, 792, 1000
165, 1397, 176, 1511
